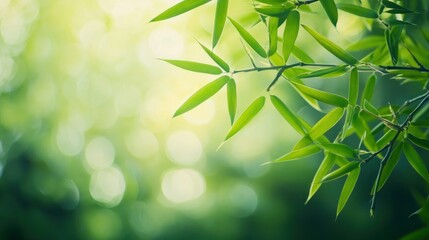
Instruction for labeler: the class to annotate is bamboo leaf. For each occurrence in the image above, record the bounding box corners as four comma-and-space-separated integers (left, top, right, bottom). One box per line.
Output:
319, 0, 338, 27
292, 45, 315, 63
377, 142, 402, 191
302, 25, 358, 65
404, 142, 429, 183
229, 17, 267, 58
272, 144, 320, 163
282, 10, 300, 62
309, 107, 345, 140
297, 65, 347, 79
198, 42, 230, 72
321, 161, 360, 183
321, 143, 357, 159
340, 105, 354, 141
227, 79, 237, 124
292, 82, 348, 107
337, 3, 378, 18
213, 0, 228, 48
270, 95, 307, 135
162, 59, 222, 75
174, 76, 230, 117
385, 26, 402, 65
346, 36, 385, 52
408, 134, 429, 151
151, 0, 211, 22
348, 67, 359, 106
376, 129, 396, 151
337, 166, 360, 218
254, 2, 295, 17
224, 96, 265, 140
268, 17, 279, 56
361, 74, 376, 105
306, 153, 336, 203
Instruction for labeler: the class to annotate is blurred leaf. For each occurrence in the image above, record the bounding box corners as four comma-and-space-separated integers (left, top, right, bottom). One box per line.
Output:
292, 45, 315, 63
302, 25, 358, 65
272, 144, 320, 163
174, 76, 229, 117
401, 227, 429, 240
268, 17, 279, 56
386, 19, 414, 26
270, 95, 306, 135
319, 0, 338, 27
282, 10, 300, 62
408, 134, 429, 151
322, 161, 360, 183
404, 141, 429, 183
348, 67, 359, 106
292, 82, 348, 107
321, 143, 357, 158
382, 0, 414, 14
337, 166, 360, 217
151, 0, 211, 22
377, 142, 403, 191
385, 26, 402, 65
337, 3, 378, 18
229, 17, 267, 58
361, 74, 376, 105
306, 153, 336, 203
227, 78, 237, 124
198, 42, 230, 72
225, 96, 265, 140
255, 2, 295, 17
346, 36, 384, 52
213, 0, 228, 48
309, 107, 344, 140
297, 65, 347, 79
162, 59, 222, 75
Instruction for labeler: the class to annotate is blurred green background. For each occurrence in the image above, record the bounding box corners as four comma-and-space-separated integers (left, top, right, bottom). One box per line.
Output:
0, 0, 427, 239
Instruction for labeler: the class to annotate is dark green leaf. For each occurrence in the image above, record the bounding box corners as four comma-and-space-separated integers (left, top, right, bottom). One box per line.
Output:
321, 143, 357, 158
306, 153, 336, 203
319, 0, 338, 27
292, 45, 315, 63
337, 166, 360, 217
162, 59, 222, 74
322, 161, 360, 182
385, 26, 402, 65
302, 25, 358, 65
229, 17, 267, 58
348, 67, 359, 106
337, 3, 378, 18
297, 65, 347, 79
213, 0, 228, 48
227, 79, 237, 124
292, 82, 348, 107
270, 95, 306, 135
198, 42, 230, 72
408, 134, 429, 151
385, 19, 414, 26
309, 108, 344, 140
377, 142, 402, 191
282, 10, 300, 62
151, 0, 211, 22
272, 144, 320, 163
224, 96, 265, 140
382, 0, 414, 14
268, 17, 279, 56
404, 141, 429, 183
361, 74, 376, 105
174, 76, 229, 117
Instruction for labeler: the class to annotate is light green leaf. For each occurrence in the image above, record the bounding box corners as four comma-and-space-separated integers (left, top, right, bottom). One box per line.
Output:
268, 17, 279, 56
363, 99, 379, 116
151, 0, 211, 22
348, 67, 359, 106
272, 144, 320, 163
321, 143, 357, 159
292, 82, 348, 107
309, 107, 345, 140
340, 105, 354, 140
376, 129, 396, 150
198, 42, 230, 72
408, 134, 429, 151
319, 0, 338, 27
361, 74, 376, 105
292, 45, 315, 63
306, 153, 336, 203
302, 25, 358, 65
270, 95, 306, 135
229, 17, 267, 58
213, 0, 228, 48
282, 10, 300, 62
254, 2, 295, 17
322, 161, 360, 183
337, 3, 378, 18
404, 142, 429, 183
225, 96, 265, 140
385, 26, 402, 65
297, 65, 347, 79
174, 76, 229, 117
346, 36, 385, 52
377, 142, 402, 191
337, 166, 360, 218
162, 59, 222, 75
227, 79, 237, 124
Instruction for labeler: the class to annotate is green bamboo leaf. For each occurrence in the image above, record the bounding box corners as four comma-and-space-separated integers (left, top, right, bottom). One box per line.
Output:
321, 161, 360, 183
292, 46, 315, 63
224, 96, 265, 140
385, 26, 402, 65
309, 107, 344, 140
162, 59, 222, 75
282, 10, 300, 62
256, 0, 290, 4
337, 3, 378, 18
404, 142, 429, 183
302, 25, 358, 65
340, 105, 354, 141
348, 67, 359, 106
361, 74, 376, 105
401, 227, 429, 240
297, 65, 347, 79
363, 99, 379, 116
346, 36, 385, 52
408, 134, 429, 151
174, 76, 229, 117
292, 82, 348, 107
376, 129, 396, 150
151, 0, 211, 22
213, 0, 228, 48
227, 78, 237, 124
270, 95, 307, 135
229, 17, 267, 58
319, 0, 338, 27
382, 0, 414, 14
321, 143, 357, 159
268, 17, 279, 56
337, 166, 360, 218
377, 142, 402, 191
272, 144, 320, 163
254, 2, 295, 17
306, 153, 336, 203
198, 42, 230, 72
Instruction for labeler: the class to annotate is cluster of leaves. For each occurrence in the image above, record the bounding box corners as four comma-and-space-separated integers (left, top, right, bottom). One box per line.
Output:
151, 0, 429, 218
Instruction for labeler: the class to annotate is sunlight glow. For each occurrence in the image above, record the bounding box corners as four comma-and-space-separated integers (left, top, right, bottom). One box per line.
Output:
148, 27, 184, 58
85, 137, 115, 171
125, 129, 159, 159
166, 130, 202, 166
161, 168, 206, 203
90, 166, 126, 207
